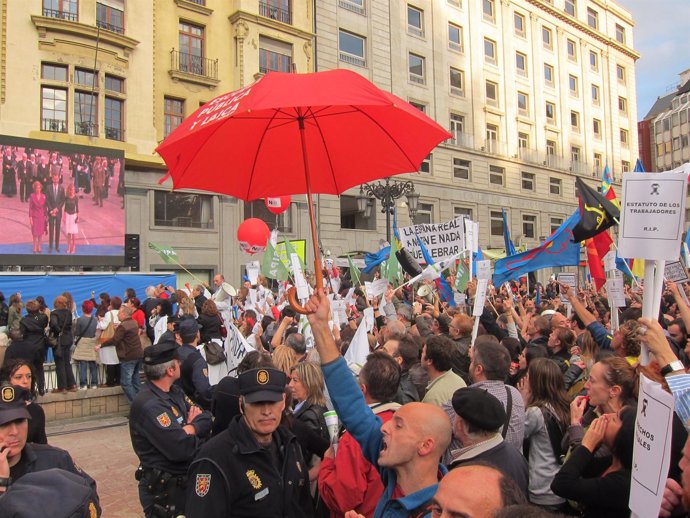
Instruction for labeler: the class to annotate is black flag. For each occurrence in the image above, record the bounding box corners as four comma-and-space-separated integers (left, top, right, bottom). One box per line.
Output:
571, 177, 620, 242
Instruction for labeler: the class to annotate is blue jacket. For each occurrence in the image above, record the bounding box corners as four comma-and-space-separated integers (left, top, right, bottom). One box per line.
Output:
322, 356, 447, 518
586, 321, 612, 350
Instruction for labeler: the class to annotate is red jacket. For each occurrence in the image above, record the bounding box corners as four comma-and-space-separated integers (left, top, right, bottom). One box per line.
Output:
318, 402, 400, 518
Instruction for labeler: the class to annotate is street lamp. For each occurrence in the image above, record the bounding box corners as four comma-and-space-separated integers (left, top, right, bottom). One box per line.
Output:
357, 177, 419, 243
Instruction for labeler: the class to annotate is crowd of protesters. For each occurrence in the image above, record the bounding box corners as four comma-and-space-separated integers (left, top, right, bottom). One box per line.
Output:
4, 265, 690, 517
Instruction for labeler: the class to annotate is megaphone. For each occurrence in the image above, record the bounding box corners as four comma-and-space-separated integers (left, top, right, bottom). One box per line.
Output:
396, 247, 423, 277
213, 282, 237, 302
417, 284, 434, 303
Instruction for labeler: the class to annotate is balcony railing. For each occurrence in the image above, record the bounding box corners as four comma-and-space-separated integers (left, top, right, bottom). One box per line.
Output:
518, 147, 540, 164
259, 2, 292, 24
338, 0, 365, 15
448, 132, 474, 149
105, 126, 124, 141
170, 50, 218, 80
42, 118, 67, 133
75, 121, 98, 137
483, 139, 507, 156
43, 8, 78, 21
96, 20, 124, 34
339, 52, 365, 67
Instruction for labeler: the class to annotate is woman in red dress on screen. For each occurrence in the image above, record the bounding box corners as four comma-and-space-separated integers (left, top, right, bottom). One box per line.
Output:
28, 180, 46, 254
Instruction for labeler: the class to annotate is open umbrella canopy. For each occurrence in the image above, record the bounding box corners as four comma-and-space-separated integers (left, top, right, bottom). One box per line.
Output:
156, 69, 451, 200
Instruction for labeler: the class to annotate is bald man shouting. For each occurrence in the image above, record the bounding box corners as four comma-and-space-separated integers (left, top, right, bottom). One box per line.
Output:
306, 291, 452, 518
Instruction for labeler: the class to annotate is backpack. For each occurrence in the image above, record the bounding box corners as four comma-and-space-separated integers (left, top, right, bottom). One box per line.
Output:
204, 341, 227, 365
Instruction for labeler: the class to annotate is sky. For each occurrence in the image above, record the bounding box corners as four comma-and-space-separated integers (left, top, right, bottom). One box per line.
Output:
618, 0, 690, 119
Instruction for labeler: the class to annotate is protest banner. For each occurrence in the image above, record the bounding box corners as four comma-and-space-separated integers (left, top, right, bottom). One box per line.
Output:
664, 260, 690, 284
557, 272, 577, 304
399, 216, 466, 264
630, 375, 674, 518
225, 323, 254, 373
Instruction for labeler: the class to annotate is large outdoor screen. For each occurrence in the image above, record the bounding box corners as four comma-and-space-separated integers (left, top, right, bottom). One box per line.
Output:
0, 135, 125, 267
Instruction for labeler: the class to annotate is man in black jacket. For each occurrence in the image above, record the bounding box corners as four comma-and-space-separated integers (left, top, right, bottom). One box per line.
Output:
186, 368, 314, 518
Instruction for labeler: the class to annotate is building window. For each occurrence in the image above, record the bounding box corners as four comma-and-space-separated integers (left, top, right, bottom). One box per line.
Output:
518, 132, 529, 150
43, 0, 78, 21
260, 36, 293, 73
589, 51, 598, 71
564, 0, 576, 16
546, 139, 557, 157
259, 0, 292, 23
569, 75, 578, 96
484, 38, 497, 64
154, 191, 214, 229
489, 165, 504, 186
522, 171, 535, 191
407, 5, 424, 37
542, 26, 552, 49
105, 74, 124, 93
75, 68, 96, 88
454, 207, 473, 219
570, 111, 580, 131
522, 214, 536, 238
486, 124, 499, 151
615, 24, 625, 44
587, 7, 598, 29
245, 199, 292, 232
593, 153, 602, 173
341, 195, 376, 230
448, 23, 463, 52
410, 101, 426, 113
449, 67, 464, 96
105, 97, 124, 141
567, 39, 576, 61
453, 158, 470, 180
486, 81, 498, 106
41, 63, 68, 81
622, 160, 631, 172
416, 203, 434, 224
449, 113, 465, 144
96, 1, 124, 34
544, 63, 554, 86
517, 92, 529, 116
617, 65, 626, 84
483, 0, 495, 21
620, 128, 629, 146
74, 91, 98, 136
550, 216, 564, 233
41, 87, 68, 133
164, 97, 185, 137
571, 145, 581, 163
545, 101, 556, 123
550, 177, 562, 195
490, 210, 504, 236
591, 84, 600, 104
409, 53, 425, 84
178, 22, 205, 75
516, 52, 527, 76
419, 154, 432, 174
338, 30, 365, 67
619, 96, 628, 114
514, 12, 525, 36
593, 118, 602, 138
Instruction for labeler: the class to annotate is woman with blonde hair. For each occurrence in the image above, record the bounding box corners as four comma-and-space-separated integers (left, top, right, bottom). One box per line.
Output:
272, 344, 297, 376
611, 320, 642, 365
289, 361, 329, 443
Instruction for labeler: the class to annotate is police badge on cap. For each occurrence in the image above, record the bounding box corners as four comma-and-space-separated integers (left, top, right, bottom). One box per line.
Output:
239, 368, 286, 403
0, 385, 31, 426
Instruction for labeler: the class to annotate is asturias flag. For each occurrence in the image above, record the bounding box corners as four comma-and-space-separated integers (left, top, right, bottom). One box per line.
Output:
493, 211, 581, 285
571, 177, 620, 243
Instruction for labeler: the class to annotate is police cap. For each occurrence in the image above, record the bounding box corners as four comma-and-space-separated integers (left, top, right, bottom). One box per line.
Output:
0, 385, 31, 426
177, 318, 201, 337
451, 387, 506, 432
142, 340, 178, 366
239, 368, 287, 403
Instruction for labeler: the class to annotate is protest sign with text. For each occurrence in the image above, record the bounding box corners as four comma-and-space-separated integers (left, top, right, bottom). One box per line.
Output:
399, 217, 466, 264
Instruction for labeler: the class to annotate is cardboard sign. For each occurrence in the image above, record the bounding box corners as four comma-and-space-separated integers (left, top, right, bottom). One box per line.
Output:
365, 278, 389, 299
454, 292, 466, 306
607, 273, 626, 308
399, 217, 467, 264
618, 169, 690, 260
557, 272, 577, 303
664, 260, 690, 284
603, 250, 618, 273
246, 261, 260, 285
629, 375, 674, 518
476, 260, 492, 281
472, 279, 488, 317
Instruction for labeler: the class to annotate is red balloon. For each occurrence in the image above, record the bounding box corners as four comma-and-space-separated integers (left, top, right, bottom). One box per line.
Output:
237, 218, 270, 254
264, 195, 291, 215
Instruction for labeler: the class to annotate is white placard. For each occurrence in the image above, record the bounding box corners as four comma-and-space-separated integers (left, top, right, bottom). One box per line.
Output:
603, 250, 618, 272
464, 218, 479, 255
246, 261, 260, 285
398, 217, 466, 264
618, 169, 690, 260
331, 300, 348, 327
664, 260, 690, 284
344, 287, 356, 305
226, 323, 255, 373
363, 307, 375, 332
472, 222, 479, 253
291, 253, 310, 300
629, 374, 674, 518
476, 260, 492, 280
365, 278, 389, 299
557, 273, 577, 303
454, 292, 466, 306
607, 274, 626, 307
472, 279, 488, 317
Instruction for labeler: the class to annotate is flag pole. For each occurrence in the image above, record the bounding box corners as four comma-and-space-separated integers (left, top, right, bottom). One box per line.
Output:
148, 243, 208, 287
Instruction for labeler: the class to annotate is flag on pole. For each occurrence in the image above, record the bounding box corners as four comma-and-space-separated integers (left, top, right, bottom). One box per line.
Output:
261, 239, 290, 281
415, 232, 455, 305
386, 236, 403, 286
633, 159, 645, 173
601, 164, 615, 198
502, 209, 517, 256
148, 242, 179, 265
572, 177, 620, 242
348, 255, 362, 286
585, 237, 608, 291
455, 259, 469, 293
284, 237, 305, 271
344, 318, 370, 370
362, 246, 391, 273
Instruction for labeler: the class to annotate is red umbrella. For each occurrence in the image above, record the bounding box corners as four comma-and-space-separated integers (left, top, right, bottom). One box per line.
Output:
156, 69, 450, 312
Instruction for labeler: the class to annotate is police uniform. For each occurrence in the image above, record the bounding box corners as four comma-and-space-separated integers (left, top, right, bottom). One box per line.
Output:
175, 319, 214, 411
0, 386, 98, 500
186, 368, 314, 518
129, 341, 212, 518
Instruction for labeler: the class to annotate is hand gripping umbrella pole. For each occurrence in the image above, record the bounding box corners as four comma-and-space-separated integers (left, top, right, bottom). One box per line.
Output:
287, 116, 324, 315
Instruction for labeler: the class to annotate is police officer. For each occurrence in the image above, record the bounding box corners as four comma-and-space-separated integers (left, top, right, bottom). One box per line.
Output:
175, 319, 213, 410
129, 341, 212, 518
186, 368, 314, 518
0, 386, 98, 498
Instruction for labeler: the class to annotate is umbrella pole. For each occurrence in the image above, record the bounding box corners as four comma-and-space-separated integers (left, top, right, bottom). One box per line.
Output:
287, 117, 324, 314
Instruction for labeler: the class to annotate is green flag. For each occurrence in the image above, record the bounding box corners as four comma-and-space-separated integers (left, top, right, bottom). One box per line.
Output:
148, 242, 179, 265
261, 240, 290, 281
284, 237, 306, 271
386, 237, 402, 286
347, 255, 361, 286
380, 260, 388, 279
455, 260, 469, 293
